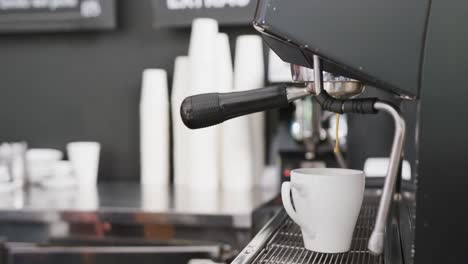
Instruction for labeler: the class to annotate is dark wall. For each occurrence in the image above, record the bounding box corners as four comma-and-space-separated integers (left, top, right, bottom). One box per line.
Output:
0, 0, 254, 182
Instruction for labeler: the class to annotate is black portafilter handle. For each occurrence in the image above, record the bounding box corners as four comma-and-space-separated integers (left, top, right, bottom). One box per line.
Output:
180, 84, 290, 129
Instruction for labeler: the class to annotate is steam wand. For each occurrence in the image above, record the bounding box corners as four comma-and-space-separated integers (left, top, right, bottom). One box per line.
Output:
311, 55, 406, 255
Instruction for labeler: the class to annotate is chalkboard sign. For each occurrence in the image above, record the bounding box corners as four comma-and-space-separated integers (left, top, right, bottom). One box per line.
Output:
0, 0, 116, 32
152, 0, 257, 28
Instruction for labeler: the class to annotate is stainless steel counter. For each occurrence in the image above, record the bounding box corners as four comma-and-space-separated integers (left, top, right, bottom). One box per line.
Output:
0, 183, 279, 263
0, 183, 278, 229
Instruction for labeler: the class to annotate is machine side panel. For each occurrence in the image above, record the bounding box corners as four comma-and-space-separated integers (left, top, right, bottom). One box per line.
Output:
417, 1, 468, 263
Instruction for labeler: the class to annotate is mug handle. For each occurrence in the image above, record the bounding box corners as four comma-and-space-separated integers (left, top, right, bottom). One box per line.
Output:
281, 182, 301, 225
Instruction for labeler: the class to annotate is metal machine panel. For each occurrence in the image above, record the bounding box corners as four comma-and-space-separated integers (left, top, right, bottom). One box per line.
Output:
254, 0, 431, 96
416, 1, 468, 263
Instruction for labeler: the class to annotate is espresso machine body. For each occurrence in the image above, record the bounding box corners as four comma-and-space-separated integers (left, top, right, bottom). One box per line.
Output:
253, 1, 468, 263
254, 0, 429, 97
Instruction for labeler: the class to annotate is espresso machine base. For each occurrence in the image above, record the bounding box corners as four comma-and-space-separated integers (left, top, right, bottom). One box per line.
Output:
233, 191, 402, 264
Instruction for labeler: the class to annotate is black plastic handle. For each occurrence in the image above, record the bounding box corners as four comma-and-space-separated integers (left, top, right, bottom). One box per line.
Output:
180, 84, 290, 129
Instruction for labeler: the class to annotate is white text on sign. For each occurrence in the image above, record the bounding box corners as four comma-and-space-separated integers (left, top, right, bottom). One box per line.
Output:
167, 0, 250, 10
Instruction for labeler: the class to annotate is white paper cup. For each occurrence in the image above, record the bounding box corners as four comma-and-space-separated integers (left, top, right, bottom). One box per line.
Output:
140, 69, 170, 186
188, 18, 218, 62
215, 33, 233, 93
221, 116, 254, 191
268, 49, 292, 83
174, 186, 218, 213
141, 185, 169, 211
67, 142, 100, 187
188, 18, 218, 94
172, 56, 191, 187
234, 35, 265, 92
234, 35, 266, 185
187, 18, 220, 191
76, 185, 99, 210
26, 149, 63, 161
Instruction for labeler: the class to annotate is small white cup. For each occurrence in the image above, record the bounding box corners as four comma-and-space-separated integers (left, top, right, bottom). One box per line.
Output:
67, 142, 100, 187
281, 168, 365, 253
41, 161, 77, 189
26, 149, 63, 184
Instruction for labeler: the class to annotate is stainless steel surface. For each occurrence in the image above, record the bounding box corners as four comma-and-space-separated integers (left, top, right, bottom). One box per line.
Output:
313, 55, 324, 96
0, 183, 278, 227
232, 211, 288, 264
0, 184, 278, 263
4, 242, 222, 264
288, 56, 352, 169
0, 183, 277, 229
286, 86, 312, 102
7, 243, 220, 255
233, 193, 384, 264
292, 63, 366, 98
307, 97, 323, 155
291, 64, 314, 83
368, 102, 406, 255
290, 98, 313, 142
314, 55, 348, 168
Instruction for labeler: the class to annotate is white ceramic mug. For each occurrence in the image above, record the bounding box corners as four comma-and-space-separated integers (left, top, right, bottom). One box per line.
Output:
281, 168, 365, 253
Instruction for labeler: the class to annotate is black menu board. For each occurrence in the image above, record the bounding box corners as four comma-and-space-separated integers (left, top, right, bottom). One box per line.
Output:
0, 0, 116, 32
152, 0, 257, 27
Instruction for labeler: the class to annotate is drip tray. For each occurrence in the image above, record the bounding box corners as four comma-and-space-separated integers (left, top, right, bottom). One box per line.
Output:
233, 194, 385, 264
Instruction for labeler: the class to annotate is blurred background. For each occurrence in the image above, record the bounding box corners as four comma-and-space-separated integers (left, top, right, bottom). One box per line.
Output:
0, 0, 392, 182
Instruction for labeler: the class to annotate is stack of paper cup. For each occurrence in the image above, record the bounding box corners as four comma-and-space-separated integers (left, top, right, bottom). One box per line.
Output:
234, 35, 266, 186
187, 18, 220, 191
174, 186, 218, 214
172, 56, 190, 187
187, 189, 219, 213
188, 18, 219, 94
216, 34, 253, 191
221, 117, 254, 190
140, 69, 170, 186
141, 184, 169, 211
221, 189, 253, 214
67, 142, 100, 186
214, 33, 244, 190
217, 35, 253, 191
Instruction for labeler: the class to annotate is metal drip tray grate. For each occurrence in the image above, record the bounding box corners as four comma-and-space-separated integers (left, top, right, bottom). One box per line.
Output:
251, 199, 383, 264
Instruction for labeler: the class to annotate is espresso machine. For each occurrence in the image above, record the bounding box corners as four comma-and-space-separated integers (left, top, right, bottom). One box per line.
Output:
181, 1, 468, 263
